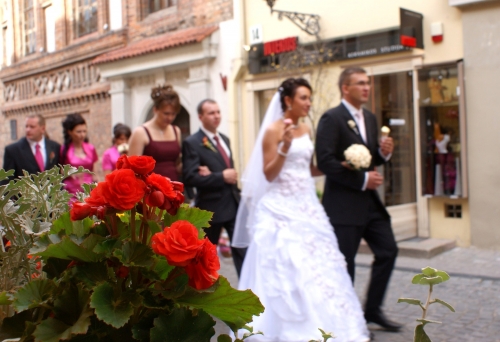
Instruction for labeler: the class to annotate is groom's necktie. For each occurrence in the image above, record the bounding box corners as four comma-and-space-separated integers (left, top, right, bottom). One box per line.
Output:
354, 111, 367, 143
35, 143, 45, 171
213, 135, 231, 168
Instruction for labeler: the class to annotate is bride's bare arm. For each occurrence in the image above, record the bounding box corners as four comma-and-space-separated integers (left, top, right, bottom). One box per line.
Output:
263, 121, 294, 182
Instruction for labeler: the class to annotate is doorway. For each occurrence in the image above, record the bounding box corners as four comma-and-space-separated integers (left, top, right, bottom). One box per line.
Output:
366, 71, 418, 240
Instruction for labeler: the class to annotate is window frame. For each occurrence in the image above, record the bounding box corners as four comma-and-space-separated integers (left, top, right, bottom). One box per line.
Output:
73, 0, 99, 38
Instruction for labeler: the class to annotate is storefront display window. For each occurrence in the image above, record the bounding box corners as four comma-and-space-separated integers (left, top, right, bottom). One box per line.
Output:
418, 64, 464, 197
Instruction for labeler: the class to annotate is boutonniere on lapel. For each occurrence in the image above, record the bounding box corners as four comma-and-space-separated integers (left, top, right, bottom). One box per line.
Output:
201, 136, 217, 152
347, 120, 360, 135
49, 151, 55, 163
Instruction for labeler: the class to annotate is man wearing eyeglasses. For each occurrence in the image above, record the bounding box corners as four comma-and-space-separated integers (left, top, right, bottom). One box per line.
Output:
315, 66, 401, 332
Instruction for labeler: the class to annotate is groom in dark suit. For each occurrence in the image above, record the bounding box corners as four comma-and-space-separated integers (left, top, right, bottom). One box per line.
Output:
3, 114, 60, 183
182, 99, 245, 276
316, 67, 401, 331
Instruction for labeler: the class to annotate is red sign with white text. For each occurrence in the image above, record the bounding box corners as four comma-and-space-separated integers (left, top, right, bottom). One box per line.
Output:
263, 37, 298, 56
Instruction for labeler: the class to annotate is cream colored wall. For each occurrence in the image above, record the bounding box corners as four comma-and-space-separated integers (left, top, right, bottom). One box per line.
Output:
428, 197, 471, 247
461, 1, 500, 250
245, 0, 463, 65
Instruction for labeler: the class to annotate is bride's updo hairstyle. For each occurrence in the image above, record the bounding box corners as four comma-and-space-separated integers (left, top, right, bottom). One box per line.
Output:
150, 84, 181, 113
278, 78, 312, 112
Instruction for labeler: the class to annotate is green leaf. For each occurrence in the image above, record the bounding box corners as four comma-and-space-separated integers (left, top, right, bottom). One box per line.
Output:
414, 324, 432, 342
142, 290, 171, 310
217, 335, 232, 342
0, 291, 13, 305
113, 241, 154, 268
150, 308, 215, 342
33, 283, 92, 342
435, 271, 450, 282
417, 319, 442, 325
51, 213, 93, 238
90, 282, 139, 328
421, 266, 437, 277
13, 279, 57, 312
43, 258, 72, 279
93, 238, 121, 257
33, 315, 92, 342
33, 236, 101, 262
0, 310, 32, 339
72, 262, 109, 288
397, 298, 423, 306
177, 276, 264, 332
148, 220, 162, 235
132, 312, 159, 342
153, 257, 174, 280
412, 274, 426, 284
417, 276, 444, 285
163, 205, 213, 237
431, 298, 455, 312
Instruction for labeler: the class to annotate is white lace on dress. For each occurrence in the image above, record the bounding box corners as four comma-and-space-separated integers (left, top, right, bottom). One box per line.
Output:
238, 135, 370, 342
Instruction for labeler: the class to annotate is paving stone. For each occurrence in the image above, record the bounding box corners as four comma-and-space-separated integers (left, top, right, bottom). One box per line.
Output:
215, 247, 500, 341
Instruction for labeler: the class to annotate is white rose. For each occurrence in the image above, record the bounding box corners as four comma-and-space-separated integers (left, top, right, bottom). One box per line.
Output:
344, 144, 372, 170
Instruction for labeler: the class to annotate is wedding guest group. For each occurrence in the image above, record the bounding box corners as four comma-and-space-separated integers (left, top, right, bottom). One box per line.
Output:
2, 114, 60, 184
316, 66, 401, 332
128, 85, 182, 181
60, 113, 98, 199
102, 123, 132, 176
182, 99, 246, 276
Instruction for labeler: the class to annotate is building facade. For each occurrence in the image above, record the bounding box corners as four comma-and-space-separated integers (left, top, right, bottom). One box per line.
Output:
449, 0, 500, 249
0, 0, 237, 180
233, 0, 486, 248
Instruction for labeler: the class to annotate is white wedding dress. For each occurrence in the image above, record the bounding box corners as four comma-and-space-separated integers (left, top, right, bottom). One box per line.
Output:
238, 134, 370, 342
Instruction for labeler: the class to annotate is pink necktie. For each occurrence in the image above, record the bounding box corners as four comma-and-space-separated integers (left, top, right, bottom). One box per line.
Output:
213, 136, 231, 168
35, 144, 45, 171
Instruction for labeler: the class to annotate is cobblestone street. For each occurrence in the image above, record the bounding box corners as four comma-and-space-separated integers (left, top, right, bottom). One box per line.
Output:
215, 247, 500, 341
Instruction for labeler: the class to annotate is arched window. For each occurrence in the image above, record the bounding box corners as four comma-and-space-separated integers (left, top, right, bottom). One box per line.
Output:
23, 0, 36, 55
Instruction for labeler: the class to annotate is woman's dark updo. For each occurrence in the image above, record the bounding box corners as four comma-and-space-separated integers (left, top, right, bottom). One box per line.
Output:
61, 113, 87, 164
278, 78, 312, 112
151, 84, 181, 113
112, 123, 132, 144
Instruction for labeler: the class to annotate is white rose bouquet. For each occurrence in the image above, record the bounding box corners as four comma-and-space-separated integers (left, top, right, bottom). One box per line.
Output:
344, 144, 372, 170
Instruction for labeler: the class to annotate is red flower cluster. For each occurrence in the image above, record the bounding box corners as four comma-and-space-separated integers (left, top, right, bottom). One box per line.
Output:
70, 155, 184, 221
151, 221, 220, 290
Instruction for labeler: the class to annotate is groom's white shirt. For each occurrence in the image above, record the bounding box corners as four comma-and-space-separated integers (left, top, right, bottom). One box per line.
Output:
341, 99, 391, 191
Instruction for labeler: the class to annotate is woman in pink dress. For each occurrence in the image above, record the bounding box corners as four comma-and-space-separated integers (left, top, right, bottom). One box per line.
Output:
128, 85, 182, 181
102, 123, 131, 176
60, 114, 98, 198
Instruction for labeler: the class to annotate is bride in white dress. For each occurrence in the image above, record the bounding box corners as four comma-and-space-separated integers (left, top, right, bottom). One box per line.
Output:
233, 78, 370, 342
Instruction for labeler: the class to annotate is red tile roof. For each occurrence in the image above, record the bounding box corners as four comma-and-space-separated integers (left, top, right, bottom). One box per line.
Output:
92, 25, 219, 65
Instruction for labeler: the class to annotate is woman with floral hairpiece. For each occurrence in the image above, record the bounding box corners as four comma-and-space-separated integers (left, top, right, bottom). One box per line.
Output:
128, 85, 183, 181
233, 78, 370, 341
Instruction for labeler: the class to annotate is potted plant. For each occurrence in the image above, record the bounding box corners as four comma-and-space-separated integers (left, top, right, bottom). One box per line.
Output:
0, 156, 263, 342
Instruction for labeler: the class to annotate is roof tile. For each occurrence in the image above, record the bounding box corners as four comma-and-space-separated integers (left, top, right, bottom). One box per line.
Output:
92, 25, 219, 65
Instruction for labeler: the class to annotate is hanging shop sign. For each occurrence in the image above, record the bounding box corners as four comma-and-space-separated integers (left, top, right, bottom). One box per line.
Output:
263, 37, 298, 56
249, 28, 413, 74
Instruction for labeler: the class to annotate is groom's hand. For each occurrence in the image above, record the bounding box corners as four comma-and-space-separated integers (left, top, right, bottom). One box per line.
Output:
366, 171, 383, 190
380, 137, 394, 157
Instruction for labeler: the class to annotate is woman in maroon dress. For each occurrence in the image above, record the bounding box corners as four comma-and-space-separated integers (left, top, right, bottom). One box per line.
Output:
129, 85, 182, 180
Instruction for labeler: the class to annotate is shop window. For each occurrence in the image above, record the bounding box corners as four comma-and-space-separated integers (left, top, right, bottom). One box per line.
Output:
142, 0, 177, 18
23, 0, 36, 55
74, 0, 98, 38
445, 204, 462, 218
419, 64, 465, 197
